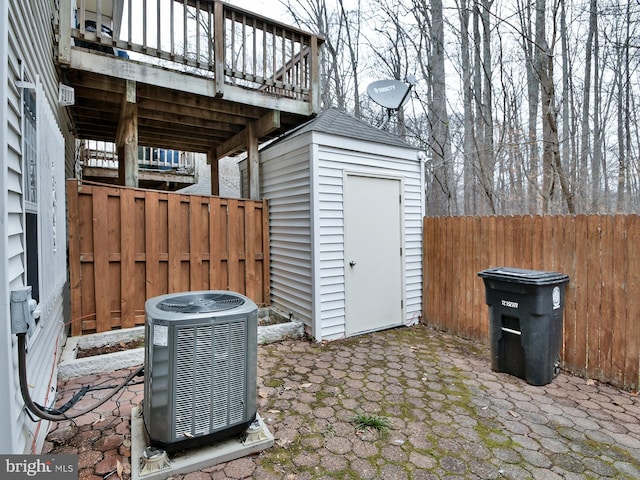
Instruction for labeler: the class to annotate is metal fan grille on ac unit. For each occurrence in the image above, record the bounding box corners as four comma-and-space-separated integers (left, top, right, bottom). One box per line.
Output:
158, 292, 245, 313
173, 321, 247, 439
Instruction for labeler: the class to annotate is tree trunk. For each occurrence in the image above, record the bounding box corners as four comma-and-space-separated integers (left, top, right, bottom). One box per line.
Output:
337, 0, 361, 118
428, 0, 457, 214
591, 8, 602, 212
519, 0, 539, 213
576, 0, 596, 212
457, 0, 477, 215
559, 0, 573, 203
481, 0, 495, 211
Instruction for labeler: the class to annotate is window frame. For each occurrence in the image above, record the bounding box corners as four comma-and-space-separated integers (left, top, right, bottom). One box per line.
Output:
21, 72, 41, 312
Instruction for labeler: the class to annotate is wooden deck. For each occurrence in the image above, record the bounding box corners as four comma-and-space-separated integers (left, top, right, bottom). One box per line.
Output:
55, 0, 322, 194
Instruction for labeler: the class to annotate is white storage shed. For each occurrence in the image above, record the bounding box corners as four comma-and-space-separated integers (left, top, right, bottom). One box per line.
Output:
243, 108, 424, 341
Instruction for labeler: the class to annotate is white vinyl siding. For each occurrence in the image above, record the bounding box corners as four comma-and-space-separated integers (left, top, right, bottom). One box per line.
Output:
36, 79, 67, 322
260, 142, 314, 327
1, 0, 71, 454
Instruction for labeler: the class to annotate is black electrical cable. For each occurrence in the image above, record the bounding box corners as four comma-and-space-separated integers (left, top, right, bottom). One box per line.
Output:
40, 386, 90, 415
17, 333, 144, 422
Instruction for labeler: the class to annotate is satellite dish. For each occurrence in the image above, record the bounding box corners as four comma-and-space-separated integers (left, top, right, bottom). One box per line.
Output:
367, 79, 412, 110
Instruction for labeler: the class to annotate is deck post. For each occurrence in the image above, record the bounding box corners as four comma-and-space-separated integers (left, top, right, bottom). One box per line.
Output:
214, 1, 225, 97
247, 123, 260, 200
116, 80, 139, 187
208, 150, 220, 196
310, 36, 320, 113
58, 0, 72, 64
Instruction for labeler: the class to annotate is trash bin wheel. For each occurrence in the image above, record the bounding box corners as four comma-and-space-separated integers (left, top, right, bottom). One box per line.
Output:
553, 355, 561, 378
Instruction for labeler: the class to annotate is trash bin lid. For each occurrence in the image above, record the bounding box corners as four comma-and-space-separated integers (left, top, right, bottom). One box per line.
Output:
478, 267, 569, 285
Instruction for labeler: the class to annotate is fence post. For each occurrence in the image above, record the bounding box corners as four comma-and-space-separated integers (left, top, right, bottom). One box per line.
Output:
67, 180, 82, 335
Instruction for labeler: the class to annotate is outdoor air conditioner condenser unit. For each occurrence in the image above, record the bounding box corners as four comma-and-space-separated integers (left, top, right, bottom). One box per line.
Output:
143, 290, 258, 451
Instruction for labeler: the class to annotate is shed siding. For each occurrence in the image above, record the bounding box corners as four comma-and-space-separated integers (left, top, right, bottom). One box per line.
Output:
1, 0, 70, 454
260, 142, 315, 330
314, 136, 422, 341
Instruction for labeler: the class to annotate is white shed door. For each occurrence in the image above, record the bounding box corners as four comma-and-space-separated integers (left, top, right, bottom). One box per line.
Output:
344, 174, 403, 336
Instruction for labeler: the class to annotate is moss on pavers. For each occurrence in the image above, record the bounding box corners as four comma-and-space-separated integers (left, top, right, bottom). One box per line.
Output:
255, 324, 640, 478
255, 325, 520, 478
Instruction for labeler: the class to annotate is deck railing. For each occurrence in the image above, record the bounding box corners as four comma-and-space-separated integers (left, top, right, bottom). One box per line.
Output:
78, 140, 195, 174
57, 0, 321, 108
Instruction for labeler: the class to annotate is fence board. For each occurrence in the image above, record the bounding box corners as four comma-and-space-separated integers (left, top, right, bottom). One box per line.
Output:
92, 188, 111, 333
261, 199, 271, 304
476, 216, 489, 339
531, 216, 543, 271
245, 201, 258, 302
228, 199, 244, 294
144, 191, 160, 299
444, 216, 455, 332
120, 189, 136, 328
436, 216, 446, 327
422, 217, 432, 326
209, 197, 226, 289
562, 216, 577, 370
189, 195, 203, 291
503, 215, 514, 266
67, 181, 82, 336
467, 217, 478, 338
611, 215, 627, 387
456, 216, 465, 334
626, 217, 640, 390
586, 216, 603, 380
67, 180, 270, 335
422, 214, 640, 390
600, 215, 614, 382
573, 215, 588, 376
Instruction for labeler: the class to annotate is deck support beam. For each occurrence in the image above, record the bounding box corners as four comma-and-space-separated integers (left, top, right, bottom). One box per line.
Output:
215, 110, 280, 160
209, 111, 281, 199
116, 80, 139, 187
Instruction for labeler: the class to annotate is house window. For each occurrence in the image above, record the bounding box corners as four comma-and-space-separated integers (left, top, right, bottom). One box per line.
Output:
23, 80, 40, 304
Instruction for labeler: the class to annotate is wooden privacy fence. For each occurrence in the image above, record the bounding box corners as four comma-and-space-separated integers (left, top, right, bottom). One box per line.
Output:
67, 180, 270, 336
423, 215, 640, 391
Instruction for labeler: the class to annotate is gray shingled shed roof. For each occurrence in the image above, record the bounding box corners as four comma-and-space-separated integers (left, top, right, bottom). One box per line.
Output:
265, 107, 414, 150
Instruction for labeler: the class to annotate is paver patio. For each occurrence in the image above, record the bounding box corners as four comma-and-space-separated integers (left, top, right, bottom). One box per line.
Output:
45, 325, 640, 479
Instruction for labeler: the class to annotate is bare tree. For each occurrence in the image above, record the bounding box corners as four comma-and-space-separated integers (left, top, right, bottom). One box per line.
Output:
456, 0, 479, 214
475, 0, 496, 214
277, 0, 640, 215
337, 0, 362, 117
364, 0, 413, 137
281, 0, 347, 110
411, 0, 457, 215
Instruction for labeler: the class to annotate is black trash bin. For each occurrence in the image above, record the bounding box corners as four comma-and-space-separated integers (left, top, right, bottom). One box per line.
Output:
478, 267, 569, 386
